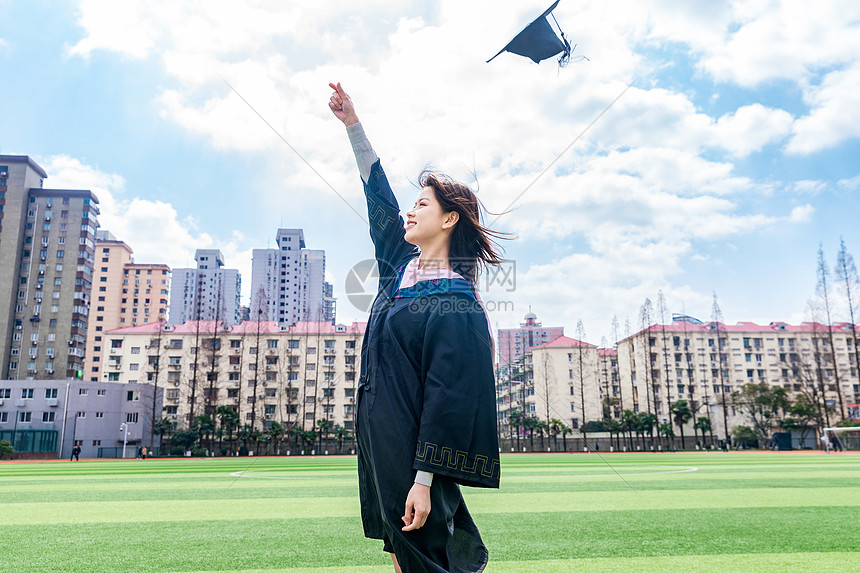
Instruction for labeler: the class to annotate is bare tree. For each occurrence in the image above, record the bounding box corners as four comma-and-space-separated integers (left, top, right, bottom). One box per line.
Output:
146, 320, 168, 452
807, 300, 832, 428
249, 287, 267, 431
611, 316, 625, 415
657, 291, 673, 428
639, 298, 657, 448
816, 244, 846, 418
835, 237, 860, 406
204, 284, 225, 419
575, 320, 588, 445
711, 292, 730, 445
187, 274, 205, 427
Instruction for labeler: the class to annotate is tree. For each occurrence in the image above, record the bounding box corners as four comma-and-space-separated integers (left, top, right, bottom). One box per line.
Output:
657, 291, 674, 433
534, 419, 549, 451
694, 416, 712, 448
780, 394, 819, 446
0, 440, 14, 460
146, 320, 169, 452
670, 400, 693, 450
316, 418, 333, 451
216, 405, 239, 453
267, 421, 284, 454
637, 412, 656, 451
549, 418, 564, 451
711, 293, 730, 444
731, 382, 790, 445
333, 425, 351, 453
172, 429, 198, 453
639, 299, 658, 449
193, 415, 216, 454
575, 320, 589, 444
731, 425, 757, 449
621, 409, 637, 451
658, 422, 675, 449
835, 237, 860, 406
522, 416, 539, 450
508, 408, 524, 451
816, 244, 846, 417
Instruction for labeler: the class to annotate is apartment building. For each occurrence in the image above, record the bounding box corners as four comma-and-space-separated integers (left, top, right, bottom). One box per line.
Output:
83, 230, 170, 381
496, 310, 564, 370
497, 319, 859, 443
169, 249, 241, 325
101, 319, 365, 431
0, 156, 99, 380
249, 229, 335, 326
0, 379, 162, 459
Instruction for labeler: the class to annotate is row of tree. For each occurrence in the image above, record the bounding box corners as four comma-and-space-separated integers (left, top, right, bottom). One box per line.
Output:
154, 406, 354, 456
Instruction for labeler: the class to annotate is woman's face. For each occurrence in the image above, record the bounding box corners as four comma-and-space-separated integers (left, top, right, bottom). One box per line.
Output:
404, 187, 456, 246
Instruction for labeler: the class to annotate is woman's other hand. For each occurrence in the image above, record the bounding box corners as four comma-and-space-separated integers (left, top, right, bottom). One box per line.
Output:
401, 482, 431, 531
328, 82, 359, 126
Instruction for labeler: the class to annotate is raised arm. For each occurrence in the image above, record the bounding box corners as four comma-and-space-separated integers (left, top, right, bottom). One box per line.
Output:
329, 82, 418, 274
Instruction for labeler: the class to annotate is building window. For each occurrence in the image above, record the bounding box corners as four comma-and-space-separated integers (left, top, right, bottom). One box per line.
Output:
21, 388, 34, 399
77, 411, 86, 418
126, 412, 139, 424
79, 388, 88, 396
45, 388, 58, 399
42, 412, 56, 422
127, 391, 140, 401
19, 412, 32, 423
95, 412, 104, 418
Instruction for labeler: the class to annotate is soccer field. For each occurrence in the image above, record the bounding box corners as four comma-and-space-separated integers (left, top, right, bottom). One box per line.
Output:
1, 453, 858, 572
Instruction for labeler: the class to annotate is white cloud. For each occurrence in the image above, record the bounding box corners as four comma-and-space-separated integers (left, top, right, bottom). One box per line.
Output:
837, 175, 860, 191
790, 180, 826, 195
63, 0, 858, 337
0, 38, 7, 49
787, 63, 860, 154
713, 104, 793, 157
692, 0, 860, 87
38, 155, 241, 275
788, 204, 814, 223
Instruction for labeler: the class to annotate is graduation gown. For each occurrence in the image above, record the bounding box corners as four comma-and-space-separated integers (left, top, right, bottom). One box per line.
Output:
356, 159, 500, 573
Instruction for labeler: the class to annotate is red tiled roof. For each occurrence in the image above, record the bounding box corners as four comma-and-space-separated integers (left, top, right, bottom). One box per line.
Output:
106, 320, 367, 336
533, 335, 594, 349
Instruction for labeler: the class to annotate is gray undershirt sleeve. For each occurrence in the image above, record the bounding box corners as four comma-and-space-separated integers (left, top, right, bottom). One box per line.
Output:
346, 122, 378, 184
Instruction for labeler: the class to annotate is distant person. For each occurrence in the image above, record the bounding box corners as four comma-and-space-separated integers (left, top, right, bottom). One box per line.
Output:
142, 446, 148, 460
136, 446, 142, 459
821, 434, 830, 454
71, 445, 81, 461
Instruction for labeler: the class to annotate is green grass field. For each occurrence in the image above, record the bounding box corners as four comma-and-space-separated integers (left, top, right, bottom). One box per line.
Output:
1, 452, 858, 572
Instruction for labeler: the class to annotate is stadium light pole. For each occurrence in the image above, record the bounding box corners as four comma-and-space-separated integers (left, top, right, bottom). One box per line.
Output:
120, 422, 130, 459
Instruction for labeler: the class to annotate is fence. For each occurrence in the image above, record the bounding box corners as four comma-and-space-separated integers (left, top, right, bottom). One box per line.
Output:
0, 429, 58, 454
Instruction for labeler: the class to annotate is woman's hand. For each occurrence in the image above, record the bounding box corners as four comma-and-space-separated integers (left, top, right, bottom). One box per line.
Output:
401, 482, 431, 531
328, 82, 359, 126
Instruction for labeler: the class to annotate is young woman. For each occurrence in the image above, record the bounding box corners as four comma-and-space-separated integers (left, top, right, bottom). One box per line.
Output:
329, 82, 503, 573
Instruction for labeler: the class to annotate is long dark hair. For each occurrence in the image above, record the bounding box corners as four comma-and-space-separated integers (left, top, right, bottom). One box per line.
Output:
418, 170, 512, 283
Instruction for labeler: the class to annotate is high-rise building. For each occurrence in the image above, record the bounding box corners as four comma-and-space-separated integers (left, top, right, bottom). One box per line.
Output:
83, 230, 170, 381
250, 229, 335, 325
496, 310, 565, 370
0, 155, 99, 380
169, 249, 241, 325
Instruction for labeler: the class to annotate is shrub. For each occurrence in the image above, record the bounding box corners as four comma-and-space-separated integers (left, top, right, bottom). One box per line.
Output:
0, 440, 13, 460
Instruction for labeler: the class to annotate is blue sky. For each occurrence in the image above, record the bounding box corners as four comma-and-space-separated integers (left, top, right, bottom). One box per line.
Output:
2, 0, 859, 343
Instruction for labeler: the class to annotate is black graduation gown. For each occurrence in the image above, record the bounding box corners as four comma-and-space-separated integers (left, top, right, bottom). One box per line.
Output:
356, 160, 500, 573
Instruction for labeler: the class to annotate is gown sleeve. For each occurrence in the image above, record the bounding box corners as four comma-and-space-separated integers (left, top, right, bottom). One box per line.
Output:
412, 294, 501, 488
347, 123, 419, 285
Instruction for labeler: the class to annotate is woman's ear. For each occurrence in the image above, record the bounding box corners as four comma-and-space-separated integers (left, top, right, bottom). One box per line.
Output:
442, 211, 459, 230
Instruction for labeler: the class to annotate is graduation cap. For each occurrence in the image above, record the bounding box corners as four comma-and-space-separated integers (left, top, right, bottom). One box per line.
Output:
487, 0, 585, 67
